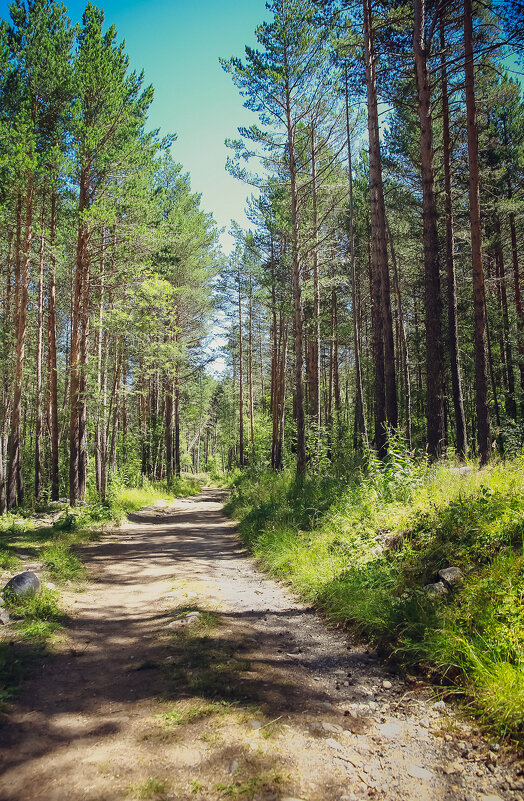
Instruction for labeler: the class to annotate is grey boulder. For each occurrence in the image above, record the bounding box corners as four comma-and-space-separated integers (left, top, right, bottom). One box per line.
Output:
438, 566, 463, 587
3, 571, 42, 598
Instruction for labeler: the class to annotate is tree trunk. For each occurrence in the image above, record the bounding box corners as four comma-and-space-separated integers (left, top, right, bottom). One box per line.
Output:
440, 19, 467, 457
414, 0, 445, 458
48, 191, 60, 500
70, 166, 91, 504
464, 0, 490, 464
345, 62, 368, 449
35, 197, 46, 501
494, 214, 516, 419
283, 50, 306, 475
363, 0, 397, 457
8, 176, 34, 508
237, 261, 244, 467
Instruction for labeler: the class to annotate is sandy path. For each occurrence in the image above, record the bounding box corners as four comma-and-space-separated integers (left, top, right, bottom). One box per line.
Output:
0, 489, 520, 801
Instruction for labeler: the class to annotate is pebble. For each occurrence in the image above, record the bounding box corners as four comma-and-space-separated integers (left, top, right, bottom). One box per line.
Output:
432, 700, 446, 710
229, 760, 239, 774
325, 738, 344, 752
480, 796, 504, 801
378, 721, 403, 739
419, 717, 430, 728
443, 761, 463, 775
321, 721, 343, 734
407, 764, 433, 782
382, 680, 392, 689
249, 720, 264, 730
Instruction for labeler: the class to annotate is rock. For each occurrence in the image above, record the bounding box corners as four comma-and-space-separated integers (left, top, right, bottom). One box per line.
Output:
325, 738, 344, 752
479, 796, 504, 801
3, 571, 41, 598
378, 721, 403, 739
44, 581, 56, 590
419, 717, 430, 728
432, 700, 446, 710
407, 764, 433, 782
424, 581, 448, 596
0, 608, 9, 625
443, 761, 463, 775
166, 611, 201, 629
229, 759, 239, 774
382, 680, 392, 689
249, 720, 264, 730
438, 566, 463, 587
321, 721, 343, 734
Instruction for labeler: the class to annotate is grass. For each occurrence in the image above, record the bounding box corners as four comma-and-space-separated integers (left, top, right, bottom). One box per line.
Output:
225, 449, 524, 746
127, 777, 170, 799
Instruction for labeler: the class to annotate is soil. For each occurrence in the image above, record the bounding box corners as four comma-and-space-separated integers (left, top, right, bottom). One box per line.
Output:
0, 488, 522, 801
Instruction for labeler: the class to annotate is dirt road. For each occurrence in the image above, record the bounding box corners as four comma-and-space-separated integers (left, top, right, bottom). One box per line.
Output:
0, 489, 520, 801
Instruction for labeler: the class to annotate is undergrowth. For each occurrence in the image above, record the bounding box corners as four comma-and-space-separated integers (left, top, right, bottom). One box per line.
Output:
225, 447, 524, 746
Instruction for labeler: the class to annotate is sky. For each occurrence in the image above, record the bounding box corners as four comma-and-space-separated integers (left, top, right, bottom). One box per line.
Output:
0, 0, 268, 253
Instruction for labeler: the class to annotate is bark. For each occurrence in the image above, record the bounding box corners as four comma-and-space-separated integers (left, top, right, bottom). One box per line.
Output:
414, 0, 445, 458
440, 20, 467, 457
165, 376, 174, 484
464, 0, 490, 464
70, 165, 91, 504
48, 191, 59, 500
494, 214, 516, 419
345, 62, 368, 449
8, 176, 34, 509
248, 269, 255, 458
237, 261, 244, 467
363, 0, 397, 457
34, 198, 46, 501
174, 367, 181, 477
310, 131, 321, 438
283, 46, 306, 475
95, 227, 106, 495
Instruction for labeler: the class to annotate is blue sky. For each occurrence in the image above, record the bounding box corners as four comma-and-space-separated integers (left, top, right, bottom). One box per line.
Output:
0, 0, 268, 252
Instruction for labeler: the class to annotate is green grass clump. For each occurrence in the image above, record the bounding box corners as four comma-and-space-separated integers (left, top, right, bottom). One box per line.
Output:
127, 777, 170, 799
41, 545, 85, 582
225, 451, 524, 744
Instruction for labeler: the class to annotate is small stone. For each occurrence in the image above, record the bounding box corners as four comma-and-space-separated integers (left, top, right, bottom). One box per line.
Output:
313, 676, 321, 682
0, 608, 9, 625
419, 717, 430, 728
443, 761, 463, 775
229, 759, 239, 774
322, 721, 343, 734
378, 721, 403, 739
438, 566, 463, 587
424, 581, 448, 596
432, 700, 446, 710
407, 764, 433, 782
480, 796, 504, 801
249, 720, 263, 730
325, 738, 344, 752
44, 581, 56, 590
382, 680, 392, 690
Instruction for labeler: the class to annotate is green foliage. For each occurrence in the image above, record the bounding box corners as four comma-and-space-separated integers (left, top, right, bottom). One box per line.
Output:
41, 545, 84, 582
226, 453, 524, 743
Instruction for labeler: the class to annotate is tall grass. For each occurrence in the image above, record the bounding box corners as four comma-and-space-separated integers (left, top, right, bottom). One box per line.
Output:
225, 451, 524, 744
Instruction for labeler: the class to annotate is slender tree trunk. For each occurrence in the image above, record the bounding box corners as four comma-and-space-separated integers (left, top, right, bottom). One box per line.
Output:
494, 214, 516, 419
345, 62, 368, 448
165, 375, 174, 484
363, 0, 397, 456
8, 175, 34, 508
248, 269, 255, 458
174, 365, 181, 477
48, 191, 60, 500
35, 198, 46, 501
283, 52, 306, 475
311, 131, 321, 441
70, 166, 91, 504
464, 0, 490, 464
386, 219, 413, 448
440, 20, 467, 457
414, 0, 445, 458
237, 261, 244, 467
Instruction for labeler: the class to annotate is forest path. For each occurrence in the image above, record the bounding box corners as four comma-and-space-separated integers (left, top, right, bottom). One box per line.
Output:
0, 489, 517, 801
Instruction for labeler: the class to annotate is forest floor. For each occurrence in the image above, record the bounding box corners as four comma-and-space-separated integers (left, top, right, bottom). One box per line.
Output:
0, 488, 522, 801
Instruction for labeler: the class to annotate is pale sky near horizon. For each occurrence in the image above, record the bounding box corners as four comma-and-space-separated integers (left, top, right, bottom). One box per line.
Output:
0, 0, 268, 254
